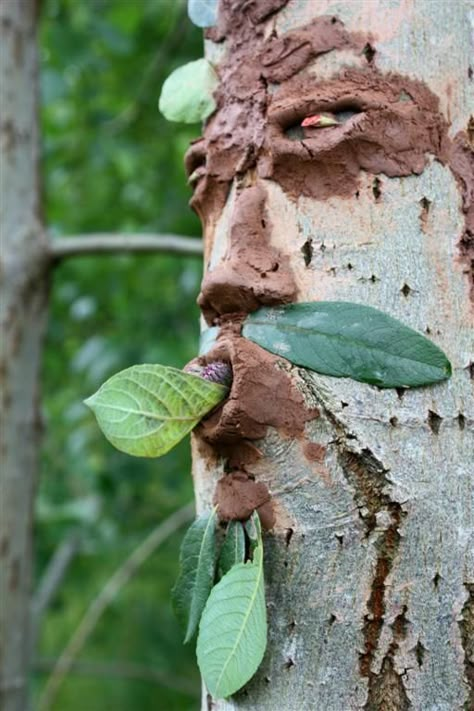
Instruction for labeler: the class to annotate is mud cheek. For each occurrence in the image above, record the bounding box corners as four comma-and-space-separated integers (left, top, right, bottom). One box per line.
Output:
196, 333, 318, 532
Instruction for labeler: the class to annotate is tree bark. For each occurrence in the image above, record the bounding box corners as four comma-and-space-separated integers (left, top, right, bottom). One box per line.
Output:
0, 2, 49, 709
190, 1, 473, 709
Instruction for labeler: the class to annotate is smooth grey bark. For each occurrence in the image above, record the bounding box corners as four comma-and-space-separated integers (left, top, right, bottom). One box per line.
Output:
0, 2, 49, 709
193, 1, 473, 709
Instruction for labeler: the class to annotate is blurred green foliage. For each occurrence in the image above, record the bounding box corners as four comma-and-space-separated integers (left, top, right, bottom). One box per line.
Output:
36, 1, 204, 708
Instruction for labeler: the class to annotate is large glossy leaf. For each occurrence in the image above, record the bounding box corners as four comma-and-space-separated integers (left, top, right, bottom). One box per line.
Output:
218, 521, 246, 577
158, 58, 218, 123
243, 302, 451, 388
172, 509, 218, 643
197, 540, 267, 698
84, 364, 227, 457
188, 0, 218, 28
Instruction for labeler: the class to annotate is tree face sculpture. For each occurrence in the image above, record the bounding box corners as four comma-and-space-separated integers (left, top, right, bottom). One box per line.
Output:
187, 8, 472, 326
182, 3, 473, 709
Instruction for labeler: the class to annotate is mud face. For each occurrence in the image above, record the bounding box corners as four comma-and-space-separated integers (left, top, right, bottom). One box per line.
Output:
187, 3, 473, 525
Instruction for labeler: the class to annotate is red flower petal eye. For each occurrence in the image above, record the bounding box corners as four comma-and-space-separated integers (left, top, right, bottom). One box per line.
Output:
301, 113, 339, 128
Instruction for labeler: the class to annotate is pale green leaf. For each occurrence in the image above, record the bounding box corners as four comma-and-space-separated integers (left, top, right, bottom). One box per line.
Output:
172, 509, 218, 643
243, 302, 451, 388
218, 521, 246, 577
158, 59, 218, 124
244, 511, 261, 544
197, 540, 267, 698
188, 0, 218, 28
84, 364, 227, 457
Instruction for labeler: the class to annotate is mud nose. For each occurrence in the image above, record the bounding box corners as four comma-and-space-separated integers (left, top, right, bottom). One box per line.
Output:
197, 183, 297, 325
198, 265, 262, 324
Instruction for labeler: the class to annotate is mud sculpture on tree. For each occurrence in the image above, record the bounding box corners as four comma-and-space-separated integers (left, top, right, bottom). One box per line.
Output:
87, 0, 473, 708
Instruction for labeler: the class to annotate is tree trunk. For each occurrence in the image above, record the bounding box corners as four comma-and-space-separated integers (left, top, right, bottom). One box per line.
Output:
190, 1, 473, 709
0, 2, 49, 709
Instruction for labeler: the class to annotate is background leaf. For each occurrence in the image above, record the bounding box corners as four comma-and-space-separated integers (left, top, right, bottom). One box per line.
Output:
218, 521, 246, 577
172, 509, 218, 643
188, 0, 218, 28
85, 364, 227, 457
243, 302, 451, 388
159, 58, 218, 123
197, 542, 267, 699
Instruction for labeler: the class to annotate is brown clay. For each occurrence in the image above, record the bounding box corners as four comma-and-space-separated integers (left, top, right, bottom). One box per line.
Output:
197, 335, 319, 446
198, 182, 297, 324
213, 471, 275, 530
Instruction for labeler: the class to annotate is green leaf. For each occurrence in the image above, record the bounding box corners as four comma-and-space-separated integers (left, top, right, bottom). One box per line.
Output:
197, 539, 267, 698
243, 302, 452, 388
158, 59, 218, 124
172, 509, 218, 643
218, 521, 246, 577
244, 511, 261, 550
188, 0, 218, 28
84, 364, 227, 457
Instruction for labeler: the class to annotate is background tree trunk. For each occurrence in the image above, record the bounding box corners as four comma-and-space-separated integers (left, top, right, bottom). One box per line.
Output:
191, 1, 473, 709
0, 2, 49, 709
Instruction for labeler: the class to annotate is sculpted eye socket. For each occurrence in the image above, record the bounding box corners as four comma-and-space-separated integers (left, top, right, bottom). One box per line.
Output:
283, 103, 364, 141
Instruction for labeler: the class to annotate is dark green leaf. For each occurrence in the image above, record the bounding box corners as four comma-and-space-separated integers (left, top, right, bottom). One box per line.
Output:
84, 364, 227, 457
172, 509, 218, 643
243, 302, 451, 388
197, 539, 266, 698
158, 59, 218, 123
188, 0, 218, 28
218, 521, 246, 577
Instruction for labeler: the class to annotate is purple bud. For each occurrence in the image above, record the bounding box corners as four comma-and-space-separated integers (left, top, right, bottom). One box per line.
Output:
184, 361, 232, 388
201, 361, 233, 387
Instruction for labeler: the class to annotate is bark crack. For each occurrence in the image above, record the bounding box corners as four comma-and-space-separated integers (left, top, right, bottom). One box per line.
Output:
363, 605, 411, 711
308, 383, 410, 709
460, 583, 474, 710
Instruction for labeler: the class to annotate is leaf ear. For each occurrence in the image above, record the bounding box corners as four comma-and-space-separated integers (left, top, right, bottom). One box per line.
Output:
159, 59, 218, 124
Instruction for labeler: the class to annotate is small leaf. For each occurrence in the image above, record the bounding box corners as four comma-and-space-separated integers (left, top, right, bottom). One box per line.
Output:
159, 59, 218, 124
243, 302, 451, 388
218, 521, 246, 577
197, 538, 267, 699
172, 509, 218, 643
188, 0, 218, 28
244, 511, 261, 550
84, 364, 227, 457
